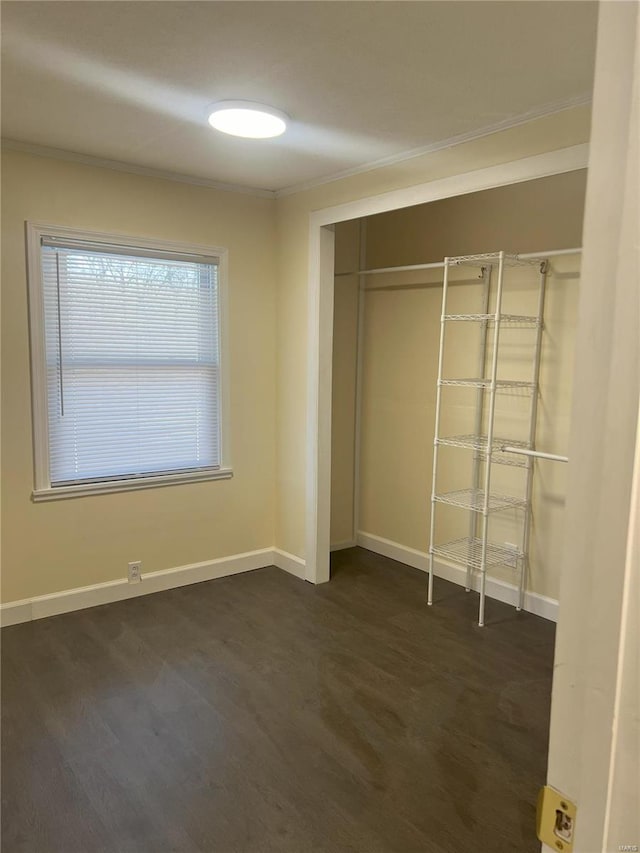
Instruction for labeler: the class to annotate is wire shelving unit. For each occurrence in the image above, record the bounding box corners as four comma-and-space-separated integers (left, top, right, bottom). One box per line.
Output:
427, 251, 548, 626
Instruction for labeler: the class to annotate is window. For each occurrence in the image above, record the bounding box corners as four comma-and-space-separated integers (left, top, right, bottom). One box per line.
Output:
27, 224, 231, 500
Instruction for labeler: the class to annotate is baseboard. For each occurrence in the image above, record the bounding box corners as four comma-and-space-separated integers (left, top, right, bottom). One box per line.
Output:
1, 600, 33, 628
272, 548, 307, 580
1, 535, 557, 626
356, 531, 558, 622
1, 548, 276, 627
357, 531, 429, 571
330, 540, 357, 552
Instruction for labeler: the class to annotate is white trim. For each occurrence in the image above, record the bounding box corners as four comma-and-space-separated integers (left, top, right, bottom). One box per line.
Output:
26, 223, 50, 490
305, 224, 335, 584
306, 144, 589, 585
357, 531, 558, 622
2, 139, 276, 199
311, 144, 589, 228
25, 222, 232, 498
0, 548, 277, 627
32, 468, 234, 502
217, 248, 233, 472
272, 548, 307, 580
276, 93, 592, 198
26, 222, 229, 263
1, 601, 33, 628
329, 540, 357, 552
603, 395, 640, 842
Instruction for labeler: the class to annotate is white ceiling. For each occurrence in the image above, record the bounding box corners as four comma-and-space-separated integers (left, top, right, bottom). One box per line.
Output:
1, 1, 598, 194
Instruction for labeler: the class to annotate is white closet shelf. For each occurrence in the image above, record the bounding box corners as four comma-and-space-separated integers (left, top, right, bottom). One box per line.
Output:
439, 377, 536, 390
437, 434, 530, 466
431, 537, 523, 571
433, 487, 528, 513
443, 313, 540, 327
449, 252, 544, 268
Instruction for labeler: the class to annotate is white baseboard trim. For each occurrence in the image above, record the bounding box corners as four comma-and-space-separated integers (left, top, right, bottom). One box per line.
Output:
1, 600, 33, 628
1, 536, 557, 627
356, 531, 558, 623
272, 548, 307, 580
1, 548, 277, 627
330, 540, 357, 552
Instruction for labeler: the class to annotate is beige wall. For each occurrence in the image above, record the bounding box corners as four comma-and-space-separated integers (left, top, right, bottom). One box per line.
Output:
1, 107, 591, 604
1, 149, 277, 603
331, 172, 584, 600
275, 105, 591, 561
366, 169, 587, 266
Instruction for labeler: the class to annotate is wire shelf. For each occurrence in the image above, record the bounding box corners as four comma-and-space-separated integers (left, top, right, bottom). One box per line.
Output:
437, 434, 530, 467
447, 252, 544, 268
437, 434, 528, 452
486, 454, 527, 469
440, 377, 536, 390
434, 488, 528, 513
443, 313, 540, 327
431, 536, 523, 571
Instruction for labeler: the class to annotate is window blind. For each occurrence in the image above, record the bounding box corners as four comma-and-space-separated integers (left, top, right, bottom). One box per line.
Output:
41, 242, 220, 486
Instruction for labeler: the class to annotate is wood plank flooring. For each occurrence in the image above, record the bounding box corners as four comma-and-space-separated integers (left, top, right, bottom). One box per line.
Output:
1, 547, 555, 852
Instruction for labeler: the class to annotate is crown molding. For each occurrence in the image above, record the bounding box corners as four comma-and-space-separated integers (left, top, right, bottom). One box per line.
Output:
274, 92, 592, 198
2, 93, 591, 202
0, 139, 277, 199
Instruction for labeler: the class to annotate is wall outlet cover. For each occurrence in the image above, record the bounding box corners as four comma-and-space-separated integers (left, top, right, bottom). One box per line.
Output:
128, 561, 142, 584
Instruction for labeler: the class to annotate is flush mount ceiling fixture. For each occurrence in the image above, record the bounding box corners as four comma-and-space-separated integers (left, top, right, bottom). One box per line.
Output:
207, 101, 288, 139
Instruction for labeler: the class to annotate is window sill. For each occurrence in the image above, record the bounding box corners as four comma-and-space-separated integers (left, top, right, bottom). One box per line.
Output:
32, 468, 234, 502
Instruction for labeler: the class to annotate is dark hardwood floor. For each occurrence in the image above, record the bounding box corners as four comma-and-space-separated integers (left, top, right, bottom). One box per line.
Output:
1, 547, 555, 853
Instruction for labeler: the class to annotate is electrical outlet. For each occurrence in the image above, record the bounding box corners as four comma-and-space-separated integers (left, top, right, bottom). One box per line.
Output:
537, 786, 577, 852
128, 561, 142, 584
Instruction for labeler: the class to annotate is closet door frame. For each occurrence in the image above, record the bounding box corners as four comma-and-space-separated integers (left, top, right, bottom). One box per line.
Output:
305, 143, 589, 584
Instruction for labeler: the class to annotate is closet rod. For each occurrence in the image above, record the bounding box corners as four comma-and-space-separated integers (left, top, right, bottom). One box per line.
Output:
334, 261, 445, 277
334, 247, 582, 278
517, 247, 582, 260
358, 261, 444, 275
501, 446, 569, 463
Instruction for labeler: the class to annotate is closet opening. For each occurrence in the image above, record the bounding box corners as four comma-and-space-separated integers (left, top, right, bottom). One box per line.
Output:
327, 168, 585, 626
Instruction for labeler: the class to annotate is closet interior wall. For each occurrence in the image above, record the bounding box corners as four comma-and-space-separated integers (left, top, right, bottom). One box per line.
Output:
331, 219, 361, 549
330, 170, 586, 603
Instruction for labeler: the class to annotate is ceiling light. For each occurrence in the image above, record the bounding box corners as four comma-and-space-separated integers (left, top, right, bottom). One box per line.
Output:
207, 101, 288, 139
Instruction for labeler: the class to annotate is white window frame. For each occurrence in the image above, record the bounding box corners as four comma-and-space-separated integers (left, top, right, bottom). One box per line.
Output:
26, 222, 232, 501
